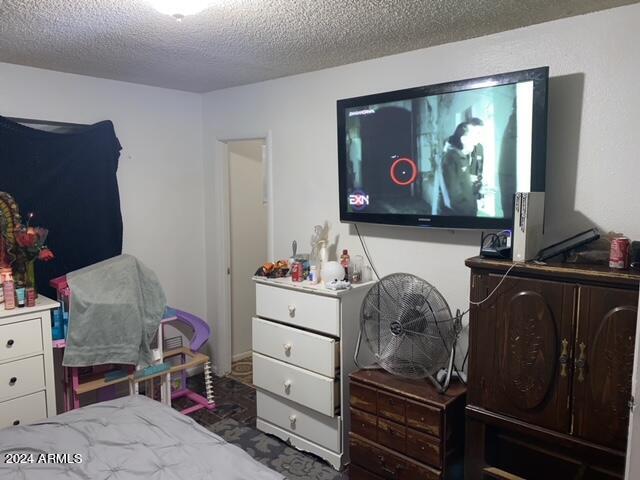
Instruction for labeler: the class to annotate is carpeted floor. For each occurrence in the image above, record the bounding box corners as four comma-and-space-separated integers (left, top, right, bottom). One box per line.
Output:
229, 355, 253, 385
210, 418, 344, 480
174, 373, 346, 479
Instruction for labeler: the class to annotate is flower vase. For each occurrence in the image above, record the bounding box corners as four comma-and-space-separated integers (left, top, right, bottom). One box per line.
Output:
12, 262, 27, 288
26, 260, 36, 296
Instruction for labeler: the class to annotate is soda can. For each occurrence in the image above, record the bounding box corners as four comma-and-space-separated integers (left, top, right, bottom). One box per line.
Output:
291, 261, 304, 282
609, 237, 630, 269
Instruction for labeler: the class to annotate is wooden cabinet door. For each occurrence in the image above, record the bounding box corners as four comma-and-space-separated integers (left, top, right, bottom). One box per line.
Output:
573, 286, 638, 450
469, 272, 575, 432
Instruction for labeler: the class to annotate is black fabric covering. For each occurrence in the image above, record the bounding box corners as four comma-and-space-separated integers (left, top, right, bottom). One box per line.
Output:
0, 116, 123, 298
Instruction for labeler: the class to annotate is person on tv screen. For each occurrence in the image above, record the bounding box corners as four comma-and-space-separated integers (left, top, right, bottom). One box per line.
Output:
440, 117, 484, 216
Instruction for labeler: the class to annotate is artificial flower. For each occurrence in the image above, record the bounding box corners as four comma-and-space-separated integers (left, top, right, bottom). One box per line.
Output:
38, 248, 54, 262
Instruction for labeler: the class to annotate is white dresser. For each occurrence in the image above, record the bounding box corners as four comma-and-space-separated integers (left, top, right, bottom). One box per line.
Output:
252, 277, 373, 469
0, 296, 58, 429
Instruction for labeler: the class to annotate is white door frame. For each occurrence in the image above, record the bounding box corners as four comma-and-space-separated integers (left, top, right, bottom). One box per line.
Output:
210, 132, 274, 376
625, 287, 640, 479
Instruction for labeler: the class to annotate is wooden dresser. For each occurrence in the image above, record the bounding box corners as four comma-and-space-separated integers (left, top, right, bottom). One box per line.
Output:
252, 277, 373, 469
0, 296, 58, 428
465, 257, 640, 479
349, 369, 466, 479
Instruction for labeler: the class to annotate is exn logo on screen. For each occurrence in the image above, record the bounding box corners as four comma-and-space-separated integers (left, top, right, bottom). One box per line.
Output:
348, 191, 370, 210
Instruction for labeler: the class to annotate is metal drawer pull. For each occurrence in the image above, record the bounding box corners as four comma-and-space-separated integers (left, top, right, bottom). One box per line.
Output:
289, 414, 296, 426
283, 343, 292, 355
9, 377, 17, 386
284, 380, 292, 394
575, 342, 587, 383
559, 338, 569, 377
6, 339, 14, 348
287, 305, 296, 316
12, 420, 20, 426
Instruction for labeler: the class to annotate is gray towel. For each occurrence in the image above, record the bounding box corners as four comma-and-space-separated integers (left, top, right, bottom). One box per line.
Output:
62, 254, 167, 367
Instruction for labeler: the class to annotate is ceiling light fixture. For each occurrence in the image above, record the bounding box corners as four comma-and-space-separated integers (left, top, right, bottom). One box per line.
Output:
147, 0, 214, 21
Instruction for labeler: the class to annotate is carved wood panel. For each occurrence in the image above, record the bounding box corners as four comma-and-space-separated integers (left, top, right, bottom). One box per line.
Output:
500, 290, 557, 410
469, 273, 574, 432
573, 286, 638, 450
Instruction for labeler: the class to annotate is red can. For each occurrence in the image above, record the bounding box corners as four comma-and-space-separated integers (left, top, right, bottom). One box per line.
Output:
609, 237, 630, 269
291, 261, 304, 282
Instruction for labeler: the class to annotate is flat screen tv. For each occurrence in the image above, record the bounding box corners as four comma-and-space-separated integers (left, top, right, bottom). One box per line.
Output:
337, 67, 548, 229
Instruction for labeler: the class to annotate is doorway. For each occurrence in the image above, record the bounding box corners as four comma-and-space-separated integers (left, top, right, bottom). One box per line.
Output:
227, 139, 268, 384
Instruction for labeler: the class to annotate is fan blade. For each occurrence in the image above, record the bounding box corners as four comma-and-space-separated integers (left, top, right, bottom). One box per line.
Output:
404, 329, 442, 341
377, 334, 403, 362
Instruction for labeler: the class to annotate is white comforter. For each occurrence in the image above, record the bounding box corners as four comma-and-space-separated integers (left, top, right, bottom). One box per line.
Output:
0, 395, 283, 479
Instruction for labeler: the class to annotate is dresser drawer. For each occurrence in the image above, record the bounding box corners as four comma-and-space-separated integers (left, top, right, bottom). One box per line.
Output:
256, 283, 339, 336
252, 317, 339, 377
0, 317, 43, 363
406, 428, 442, 469
350, 382, 377, 414
0, 390, 47, 428
378, 416, 406, 453
406, 400, 441, 437
350, 433, 442, 480
257, 390, 341, 451
253, 352, 338, 417
0, 355, 45, 401
349, 464, 384, 480
378, 390, 406, 423
351, 407, 377, 440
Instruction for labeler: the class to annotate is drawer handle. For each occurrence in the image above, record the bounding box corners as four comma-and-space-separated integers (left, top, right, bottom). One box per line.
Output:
284, 380, 292, 394
283, 343, 292, 355
12, 420, 20, 426
6, 339, 14, 348
9, 377, 17, 386
377, 455, 403, 478
289, 414, 297, 426
288, 305, 296, 316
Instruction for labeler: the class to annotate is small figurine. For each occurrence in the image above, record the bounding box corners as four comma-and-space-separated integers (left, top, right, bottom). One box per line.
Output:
325, 279, 351, 291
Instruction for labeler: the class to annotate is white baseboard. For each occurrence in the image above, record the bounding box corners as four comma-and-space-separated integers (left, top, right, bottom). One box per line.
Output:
232, 351, 252, 362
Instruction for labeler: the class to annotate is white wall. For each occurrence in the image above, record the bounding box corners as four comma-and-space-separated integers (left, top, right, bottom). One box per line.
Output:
228, 140, 267, 358
2, 4, 638, 373
202, 4, 640, 343
0, 63, 207, 319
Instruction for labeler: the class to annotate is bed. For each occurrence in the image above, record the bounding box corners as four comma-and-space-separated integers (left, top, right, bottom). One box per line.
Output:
0, 394, 284, 479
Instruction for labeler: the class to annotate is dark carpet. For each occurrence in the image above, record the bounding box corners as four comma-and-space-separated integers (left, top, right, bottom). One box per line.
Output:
174, 374, 346, 479
210, 418, 344, 480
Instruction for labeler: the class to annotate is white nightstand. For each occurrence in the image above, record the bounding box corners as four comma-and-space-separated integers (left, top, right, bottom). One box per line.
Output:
0, 296, 58, 428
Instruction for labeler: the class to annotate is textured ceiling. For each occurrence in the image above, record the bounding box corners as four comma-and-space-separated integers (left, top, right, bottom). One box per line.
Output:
0, 0, 636, 93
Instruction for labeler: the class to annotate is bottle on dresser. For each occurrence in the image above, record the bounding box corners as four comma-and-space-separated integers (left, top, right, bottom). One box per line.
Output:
340, 249, 350, 281
1, 267, 16, 310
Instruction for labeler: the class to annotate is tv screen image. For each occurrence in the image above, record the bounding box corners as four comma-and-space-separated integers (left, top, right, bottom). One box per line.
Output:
337, 67, 548, 229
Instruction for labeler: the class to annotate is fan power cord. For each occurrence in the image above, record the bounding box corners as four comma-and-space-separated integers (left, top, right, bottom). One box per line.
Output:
354, 223, 382, 281
469, 262, 518, 306
353, 328, 379, 371
442, 262, 518, 381
450, 262, 518, 378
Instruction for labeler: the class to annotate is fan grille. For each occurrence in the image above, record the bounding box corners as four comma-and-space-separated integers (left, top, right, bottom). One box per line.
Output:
361, 273, 454, 379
